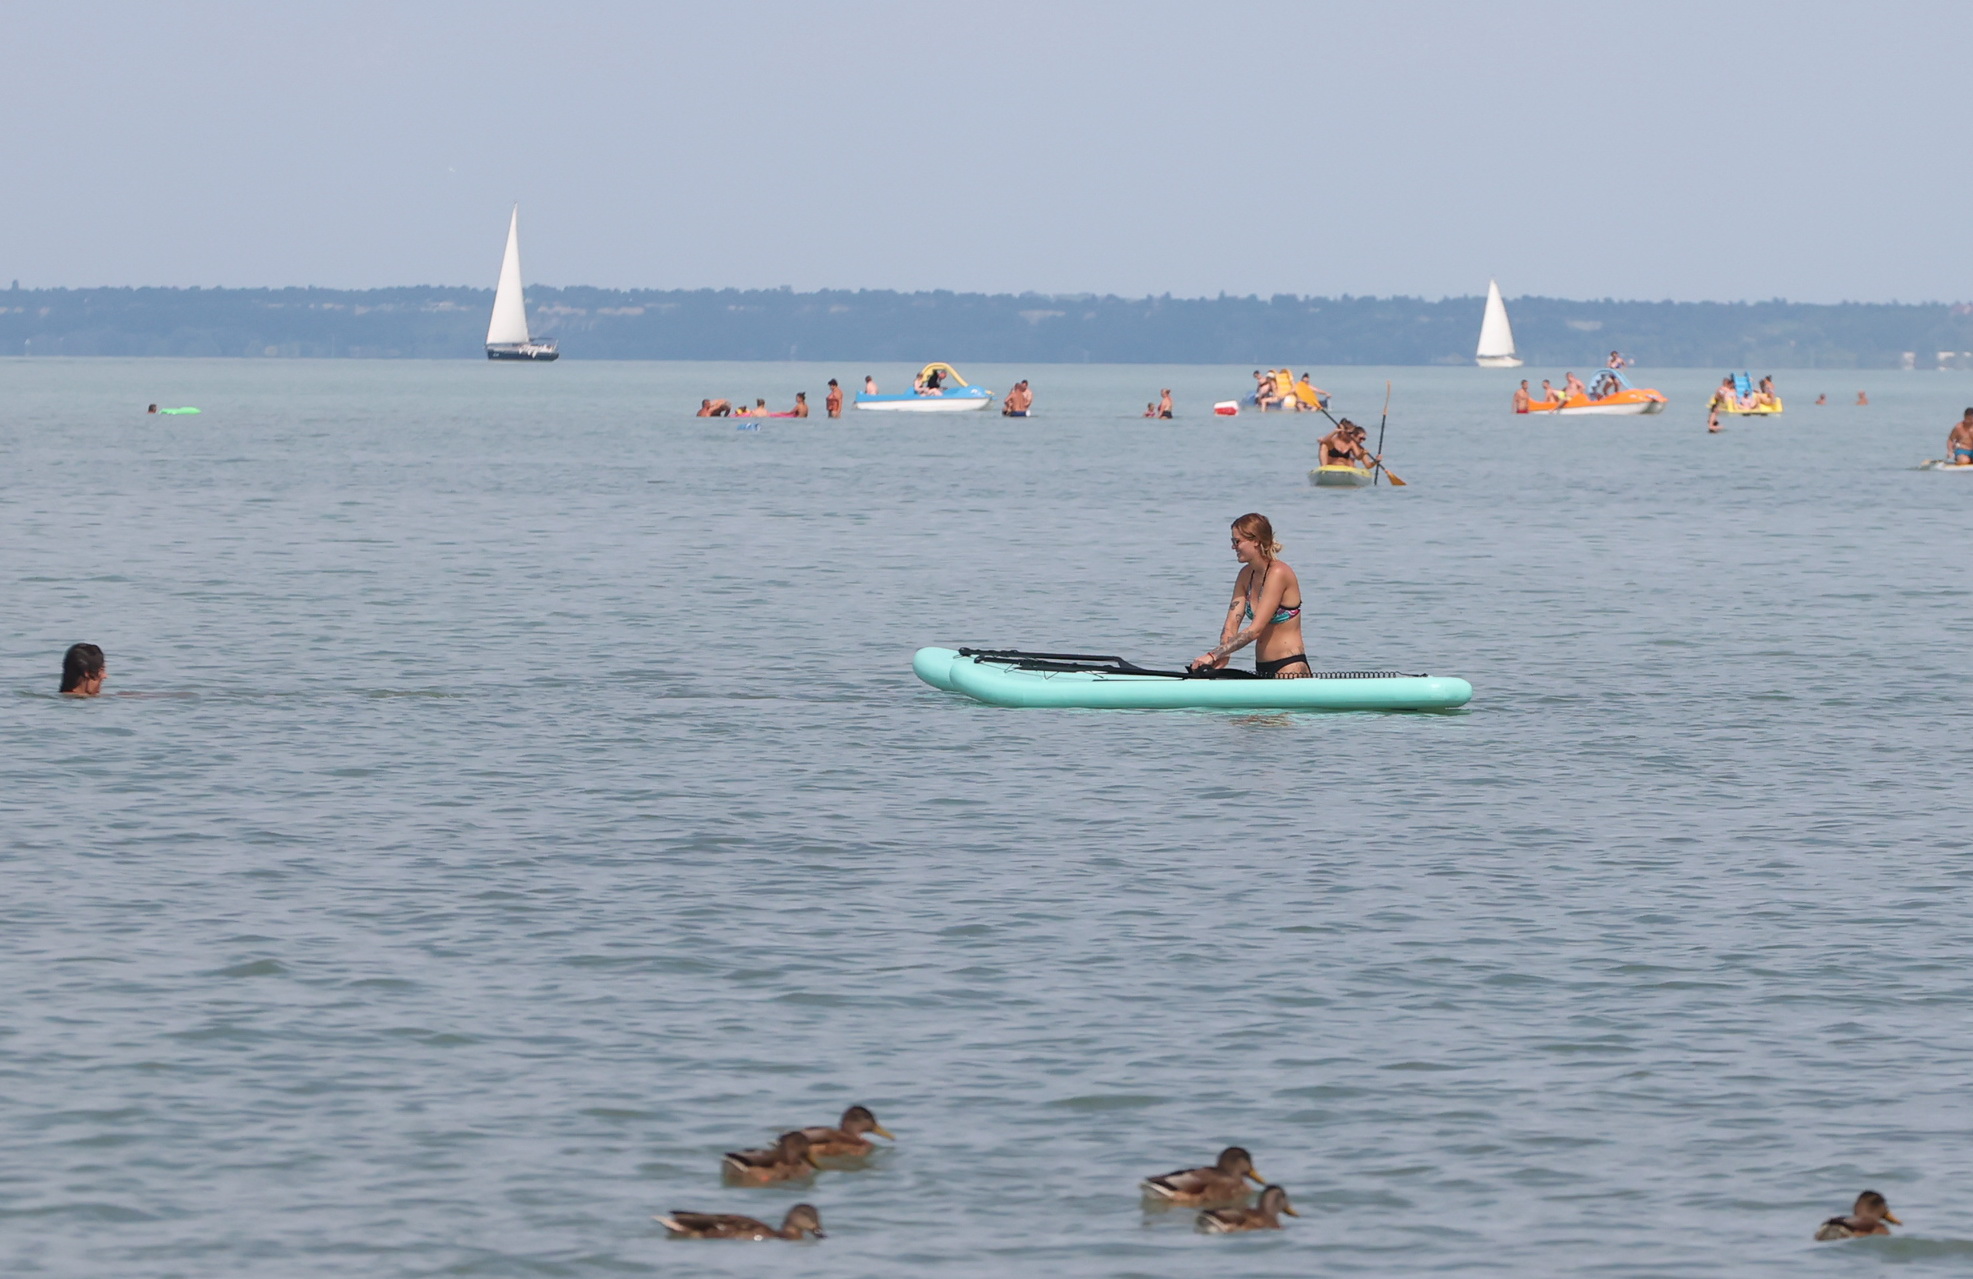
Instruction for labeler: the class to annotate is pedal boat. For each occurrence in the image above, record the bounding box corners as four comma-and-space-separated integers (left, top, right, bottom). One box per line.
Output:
854, 363, 994, 412
913, 648, 1472, 712
1526, 370, 1666, 416
1310, 464, 1374, 488
1715, 373, 1783, 415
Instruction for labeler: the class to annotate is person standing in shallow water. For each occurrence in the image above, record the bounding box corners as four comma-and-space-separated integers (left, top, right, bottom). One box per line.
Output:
1192, 513, 1310, 679
825, 379, 843, 418
61, 643, 106, 696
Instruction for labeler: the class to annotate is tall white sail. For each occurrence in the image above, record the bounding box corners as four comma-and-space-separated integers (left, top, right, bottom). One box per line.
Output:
486, 206, 531, 347
1475, 278, 1523, 368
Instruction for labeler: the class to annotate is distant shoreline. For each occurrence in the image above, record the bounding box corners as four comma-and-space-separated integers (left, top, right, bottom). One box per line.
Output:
4, 285, 1970, 368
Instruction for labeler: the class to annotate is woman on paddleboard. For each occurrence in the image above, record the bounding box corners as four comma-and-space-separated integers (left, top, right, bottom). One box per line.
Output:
1192, 513, 1310, 678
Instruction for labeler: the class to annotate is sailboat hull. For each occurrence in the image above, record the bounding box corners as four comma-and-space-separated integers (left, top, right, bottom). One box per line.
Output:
1475, 355, 1524, 368
487, 343, 559, 362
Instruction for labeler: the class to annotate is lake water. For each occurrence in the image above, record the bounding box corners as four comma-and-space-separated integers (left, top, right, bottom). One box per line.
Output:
5, 358, 1973, 1277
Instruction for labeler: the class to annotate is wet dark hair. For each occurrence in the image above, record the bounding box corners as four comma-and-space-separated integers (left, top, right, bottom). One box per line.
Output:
61, 642, 105, 693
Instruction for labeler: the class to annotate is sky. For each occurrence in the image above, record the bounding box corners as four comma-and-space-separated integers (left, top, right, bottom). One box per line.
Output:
2, 0, 1968, 302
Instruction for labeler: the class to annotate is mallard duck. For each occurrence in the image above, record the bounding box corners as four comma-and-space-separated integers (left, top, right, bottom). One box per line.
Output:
656, 1203, 825, 1240
1198, 1184, 1299, 1233
1815, 1190, 1901, 1240
721, 1130, 819, 1184
800, 1105, 895, 1158
1140, 1146, 1265, 1207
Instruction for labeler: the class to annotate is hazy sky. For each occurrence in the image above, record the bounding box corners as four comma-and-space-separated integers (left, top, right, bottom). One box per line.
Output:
4, 1, 1968, 301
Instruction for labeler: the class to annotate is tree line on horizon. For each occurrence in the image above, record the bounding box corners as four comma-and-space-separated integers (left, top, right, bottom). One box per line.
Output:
1, 284, 1969, 368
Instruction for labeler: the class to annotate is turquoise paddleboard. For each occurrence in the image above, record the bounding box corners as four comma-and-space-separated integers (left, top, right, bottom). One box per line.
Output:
913, 647, 1472, 711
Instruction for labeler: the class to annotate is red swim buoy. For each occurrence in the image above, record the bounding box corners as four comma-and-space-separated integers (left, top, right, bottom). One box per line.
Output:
1213, 401, 1239, 416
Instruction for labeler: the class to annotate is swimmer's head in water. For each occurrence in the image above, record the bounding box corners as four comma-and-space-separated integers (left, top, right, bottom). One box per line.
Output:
1230, 513, 1281, 563
61, 642, 105, 695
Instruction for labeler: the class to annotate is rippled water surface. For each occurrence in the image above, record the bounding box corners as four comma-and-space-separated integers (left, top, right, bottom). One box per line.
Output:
6, 358, 1973, 1276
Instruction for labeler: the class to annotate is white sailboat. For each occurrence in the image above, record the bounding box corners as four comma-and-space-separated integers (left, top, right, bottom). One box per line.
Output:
486, 205, 558, 361
1474, 279, 1522, 369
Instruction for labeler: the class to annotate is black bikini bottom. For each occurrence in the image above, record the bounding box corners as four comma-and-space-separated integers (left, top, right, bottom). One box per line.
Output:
1257, 653, 1311, 678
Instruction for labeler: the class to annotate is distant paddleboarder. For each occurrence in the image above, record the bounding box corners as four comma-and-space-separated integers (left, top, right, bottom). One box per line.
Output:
1947, 408, 1973, 466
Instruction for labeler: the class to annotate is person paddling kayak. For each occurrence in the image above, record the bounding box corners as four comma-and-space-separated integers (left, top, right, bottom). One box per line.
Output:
1192, 513, 1310, 678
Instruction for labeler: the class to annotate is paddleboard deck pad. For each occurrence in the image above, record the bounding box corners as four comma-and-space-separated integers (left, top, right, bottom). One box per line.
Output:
914, 647, 1471, 711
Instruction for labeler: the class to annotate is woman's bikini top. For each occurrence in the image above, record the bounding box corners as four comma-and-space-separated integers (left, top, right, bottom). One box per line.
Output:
1243, 567, 1302, 626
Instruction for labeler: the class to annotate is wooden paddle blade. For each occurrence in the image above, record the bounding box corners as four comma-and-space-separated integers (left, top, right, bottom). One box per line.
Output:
1383, 469, 1407, 486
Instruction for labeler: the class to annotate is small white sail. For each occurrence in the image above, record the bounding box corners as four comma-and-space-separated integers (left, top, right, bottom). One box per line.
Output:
1475, 278, 1523, 368
486, 206, 531, 347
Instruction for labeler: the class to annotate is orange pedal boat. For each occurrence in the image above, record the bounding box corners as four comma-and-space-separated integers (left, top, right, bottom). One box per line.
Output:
1524, 369, 1666, 416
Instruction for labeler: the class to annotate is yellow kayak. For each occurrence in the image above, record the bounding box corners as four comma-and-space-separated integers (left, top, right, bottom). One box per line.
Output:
1310, 464, 1374, 488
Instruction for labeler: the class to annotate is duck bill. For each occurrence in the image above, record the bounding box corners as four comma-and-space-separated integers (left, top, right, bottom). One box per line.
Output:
1282, 1205, 1300, 1217
871, 1125, 896, 1140
1246, 1170, 1267, 1186
1884, 1212, 1902, 1225
804, 1152, 822, 1169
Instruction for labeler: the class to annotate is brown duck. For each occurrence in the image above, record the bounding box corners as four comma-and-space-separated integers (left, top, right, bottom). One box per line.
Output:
1140, 1146, 1266, 1207
1198, 1184, 1299, 1233
656, 1203, 825, 1240
1815, 1190, 1901, 1241
721, 1130, 820, 1184
800, 1105, 895, 1158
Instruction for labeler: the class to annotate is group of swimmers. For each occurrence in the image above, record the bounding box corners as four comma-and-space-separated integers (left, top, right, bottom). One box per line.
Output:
699, 379, 853, 419
1249, 369, 1328, 412
1141, 389, 1175, 418
696, 374, 1042, 418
